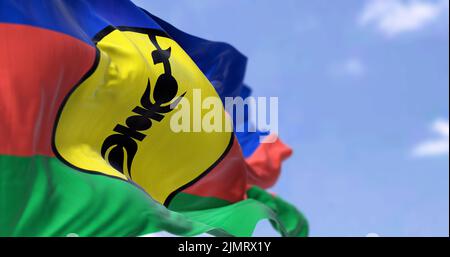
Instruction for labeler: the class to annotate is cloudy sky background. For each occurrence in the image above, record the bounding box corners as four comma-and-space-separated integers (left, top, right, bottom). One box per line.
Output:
134, 0, 449, 236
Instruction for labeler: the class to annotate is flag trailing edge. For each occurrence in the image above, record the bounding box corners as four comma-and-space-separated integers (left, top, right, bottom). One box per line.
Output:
0, 0, 308, 237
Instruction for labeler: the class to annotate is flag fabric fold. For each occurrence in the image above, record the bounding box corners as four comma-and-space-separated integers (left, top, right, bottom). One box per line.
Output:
0, 0, 307, 237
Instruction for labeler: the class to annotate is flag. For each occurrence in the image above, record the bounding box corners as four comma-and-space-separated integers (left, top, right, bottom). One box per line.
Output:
0, 0, 308, 237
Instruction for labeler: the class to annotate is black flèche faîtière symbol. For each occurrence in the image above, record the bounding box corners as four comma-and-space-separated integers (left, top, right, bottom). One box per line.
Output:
101, 34, 186, 178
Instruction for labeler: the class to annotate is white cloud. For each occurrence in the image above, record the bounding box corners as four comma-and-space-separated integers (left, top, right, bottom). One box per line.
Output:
331, 57, 366, 78
343, 58, 366, 77
412, 119, 449, 157
359, 0, 449, 37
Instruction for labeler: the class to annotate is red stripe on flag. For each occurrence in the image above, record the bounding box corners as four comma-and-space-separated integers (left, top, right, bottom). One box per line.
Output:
0, 24, 96, 157
246, 135, 293, 189
182, 137, 248, 203
181, 135, 293, 204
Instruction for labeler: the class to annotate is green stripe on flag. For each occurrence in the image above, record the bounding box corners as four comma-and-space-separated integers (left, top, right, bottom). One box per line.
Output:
0, 155, 205, 236
168, 193, 231, 212
0, 155, 307, 237
247, 186, 309, 237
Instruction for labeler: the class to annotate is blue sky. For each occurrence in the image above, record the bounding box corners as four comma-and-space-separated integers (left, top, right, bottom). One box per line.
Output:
134, 0, 449, 236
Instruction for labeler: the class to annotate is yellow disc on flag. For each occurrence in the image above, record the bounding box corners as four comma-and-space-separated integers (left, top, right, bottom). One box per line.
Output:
53, 28, 232, 205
